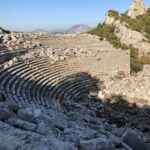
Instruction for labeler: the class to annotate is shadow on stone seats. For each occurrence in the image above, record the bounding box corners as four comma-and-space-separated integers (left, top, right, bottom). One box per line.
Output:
0, 67, 100, 110
0, 66, 150, 134
0, 49, 30, 64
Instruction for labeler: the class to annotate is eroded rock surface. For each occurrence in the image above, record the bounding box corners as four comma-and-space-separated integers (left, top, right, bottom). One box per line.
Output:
127, 0, 147, 19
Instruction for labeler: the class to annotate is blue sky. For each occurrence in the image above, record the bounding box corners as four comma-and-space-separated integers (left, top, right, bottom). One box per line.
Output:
0, 0, 149, 31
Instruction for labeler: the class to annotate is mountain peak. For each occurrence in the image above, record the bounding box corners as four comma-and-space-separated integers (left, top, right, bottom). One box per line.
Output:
66, 24, 91, 34
127, 0, 147, 18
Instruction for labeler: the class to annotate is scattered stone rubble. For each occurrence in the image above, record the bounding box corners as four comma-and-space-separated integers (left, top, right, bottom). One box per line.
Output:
0, 32, 42, 51
102, 65, 150, 106
0, 27, 48, 54
0, 91, 149, 150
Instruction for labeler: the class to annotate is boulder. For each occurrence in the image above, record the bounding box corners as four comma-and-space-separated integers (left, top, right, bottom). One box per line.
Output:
122, 130, 146, 150
0, 132, 23, 150
3, 34, 11, 41
79, 138, 114, 150
0, 92, 5, 102
8, 118, 37, 132
17, 107, 42, 123
8, 60, 14, 66
146, 143, 150, 150
0, 108, 10, 121
98, 91, 105, 100
10, 34, 17, 42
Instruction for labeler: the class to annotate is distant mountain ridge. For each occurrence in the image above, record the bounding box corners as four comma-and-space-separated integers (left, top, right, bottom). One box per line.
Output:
65, 24, 91, 34
33, 29, 48, 33
33, 24, 92, 34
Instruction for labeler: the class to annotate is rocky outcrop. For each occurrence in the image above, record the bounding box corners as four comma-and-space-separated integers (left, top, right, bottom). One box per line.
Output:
105, 9, 150, 55
106, 15, 150, 55
127, 0, 147, 19
102, 65, 150, 106
0, 27, 10, 34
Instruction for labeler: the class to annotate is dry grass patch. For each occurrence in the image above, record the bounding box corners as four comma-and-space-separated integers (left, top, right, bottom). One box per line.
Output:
138, 56, 150, 64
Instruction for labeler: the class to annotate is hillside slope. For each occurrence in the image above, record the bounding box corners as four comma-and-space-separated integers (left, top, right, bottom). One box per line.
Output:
89, 0, 150, 72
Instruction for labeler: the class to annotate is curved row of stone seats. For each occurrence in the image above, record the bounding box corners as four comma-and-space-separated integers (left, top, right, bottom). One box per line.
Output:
6, 59, 70, 106
18, 60, 78, 106
49, 74, 91, 98
55, 79, 95, 110
0, 58, 78, 106
6, 61, 54, 105
55, 78, 94, 101
23, 67, 79, 106
42, 71, 96, 109
1, 59, 50, 93
16, 64, 68, 98
6, 60, 49, 92
51, 75, 90, 100
38, 69, 81, 104
0, 60, 50, 105
0, 59, 51, 89
33, 69, 79, 107
13, 60, 68, 95
68, 83, 96, 101
0, 57, 98, 109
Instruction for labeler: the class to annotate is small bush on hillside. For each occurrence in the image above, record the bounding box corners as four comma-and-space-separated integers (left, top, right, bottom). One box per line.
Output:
89, 23, 128, 50
129, 45, 143, 72
108, 10, 120, 20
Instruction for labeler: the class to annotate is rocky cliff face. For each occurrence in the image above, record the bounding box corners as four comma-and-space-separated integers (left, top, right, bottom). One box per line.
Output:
105, 15, 150, 55
127, 0, 147, 19
104, 0, 150, 55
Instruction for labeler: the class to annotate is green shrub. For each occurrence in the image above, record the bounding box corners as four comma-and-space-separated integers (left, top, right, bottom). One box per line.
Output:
129, 45, 143, 72
130, 61, 143, 72
89, 23, 127, 50
108, 10, 120, 20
